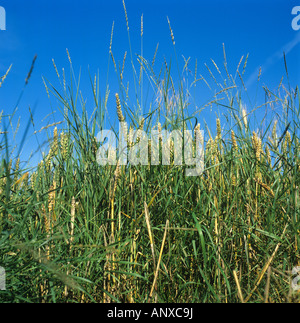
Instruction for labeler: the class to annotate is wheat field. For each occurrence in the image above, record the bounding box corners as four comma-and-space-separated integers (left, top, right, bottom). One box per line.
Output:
0, 7, 299, 303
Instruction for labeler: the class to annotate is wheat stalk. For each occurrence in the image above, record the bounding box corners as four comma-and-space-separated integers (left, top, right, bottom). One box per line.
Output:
233, 270, 244, 303
149, 219, 169, 300
144, 201, 156, 269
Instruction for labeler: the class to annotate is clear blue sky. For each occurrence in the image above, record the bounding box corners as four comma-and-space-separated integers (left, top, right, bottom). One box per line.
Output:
0, 0, 299, 167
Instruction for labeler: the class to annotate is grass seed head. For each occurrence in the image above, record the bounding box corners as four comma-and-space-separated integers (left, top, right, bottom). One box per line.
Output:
0, 64, 12, 88
167, 17, 175, 45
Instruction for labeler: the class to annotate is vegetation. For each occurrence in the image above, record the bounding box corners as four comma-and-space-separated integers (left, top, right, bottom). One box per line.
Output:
0, 5, 299, 303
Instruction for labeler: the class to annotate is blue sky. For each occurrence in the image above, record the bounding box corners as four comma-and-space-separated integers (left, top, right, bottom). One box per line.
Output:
0, 0, 299, 167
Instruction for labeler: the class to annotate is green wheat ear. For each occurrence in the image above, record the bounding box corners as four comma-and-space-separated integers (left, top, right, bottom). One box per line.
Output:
116, 93, 125, 122
60, 131, 70, 160
231, 130, 238, 152
216, 118, 221, 139
52, 127, 59, 156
